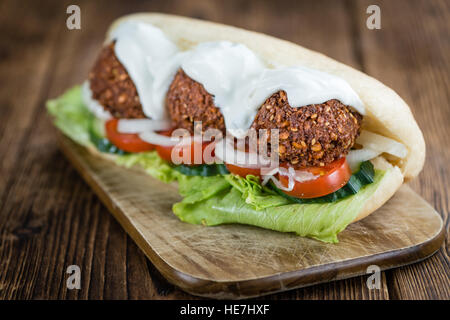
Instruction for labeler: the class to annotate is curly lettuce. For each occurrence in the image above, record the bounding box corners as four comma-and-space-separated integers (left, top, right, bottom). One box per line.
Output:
173, 171, 384, 243
46, 86, 94, 147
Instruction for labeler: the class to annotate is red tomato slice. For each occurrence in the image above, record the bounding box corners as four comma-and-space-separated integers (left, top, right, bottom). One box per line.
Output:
105, 119, 156, 153
225, 164, 262, 178
279, 158, 351, 199
155, 133, 214, 165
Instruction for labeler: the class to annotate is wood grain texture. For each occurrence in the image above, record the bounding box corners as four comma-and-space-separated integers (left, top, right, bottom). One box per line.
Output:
352, 0, 450, 300
0, 0, 448, 300
57, 135, 444, 299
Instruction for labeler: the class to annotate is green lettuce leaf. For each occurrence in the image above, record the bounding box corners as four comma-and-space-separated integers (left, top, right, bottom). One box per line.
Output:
224, 174, 291, 210
177, 174, 231, 204
46, 86, 94, 147
116, 151, 180, 183
173, 170, 386, 243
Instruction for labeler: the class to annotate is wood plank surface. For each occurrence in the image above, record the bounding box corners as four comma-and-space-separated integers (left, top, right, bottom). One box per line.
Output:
0, 0, 448, 300
353, 0, 450, 300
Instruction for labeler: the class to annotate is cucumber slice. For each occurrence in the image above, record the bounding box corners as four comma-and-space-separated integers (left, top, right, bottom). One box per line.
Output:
173, 164, 230, 176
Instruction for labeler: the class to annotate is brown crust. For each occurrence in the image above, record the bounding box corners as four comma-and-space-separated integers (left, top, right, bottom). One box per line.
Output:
166, 69, 226, 134
89, 42, 146, 119
251, 91, 362, 167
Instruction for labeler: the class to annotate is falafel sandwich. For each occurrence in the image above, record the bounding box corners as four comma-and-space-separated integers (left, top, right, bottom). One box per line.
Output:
47, 13, 425, 242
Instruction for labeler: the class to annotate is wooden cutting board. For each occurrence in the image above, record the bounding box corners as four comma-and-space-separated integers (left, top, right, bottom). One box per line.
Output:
58, 135, 444, 299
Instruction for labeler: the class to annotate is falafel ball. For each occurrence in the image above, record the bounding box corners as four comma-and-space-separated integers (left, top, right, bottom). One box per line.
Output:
89, 42, 146, 119
251, 91, 362, 167
165, 69, 362, 167
166, 69, 226, 134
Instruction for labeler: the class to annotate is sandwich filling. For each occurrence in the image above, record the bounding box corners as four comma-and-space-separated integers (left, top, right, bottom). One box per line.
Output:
47, 20, 408, 242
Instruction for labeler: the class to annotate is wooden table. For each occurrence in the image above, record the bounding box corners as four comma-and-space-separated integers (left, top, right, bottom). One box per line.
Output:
0, 0, 448, 300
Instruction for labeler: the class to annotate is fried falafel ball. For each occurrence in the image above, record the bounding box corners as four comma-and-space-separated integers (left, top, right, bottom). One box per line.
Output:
89, 42, 146, 119
166, 69, 226, 134
251, 91, 362, 167
166, 69, 362, 167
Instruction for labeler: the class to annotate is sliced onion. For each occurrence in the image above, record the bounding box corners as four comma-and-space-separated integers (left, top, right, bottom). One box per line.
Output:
356, 131, 408, 158
261, 167, 279, 185
139, 131, 182, 146
347, 148, 381, 171
261, 167, 290, 190
214, 138, 271, 168
117, 119, 172, 134
278, 167, 295, 191
289, 166, 318, 183
265, 167, 294, 191
269, 176, 294, 191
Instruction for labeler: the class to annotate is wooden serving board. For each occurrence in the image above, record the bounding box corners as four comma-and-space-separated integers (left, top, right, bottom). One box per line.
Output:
58, 135, 445, 299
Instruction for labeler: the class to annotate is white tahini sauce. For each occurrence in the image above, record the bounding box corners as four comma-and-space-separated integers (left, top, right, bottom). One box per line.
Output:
181, 41, 265, 137
110, 21, 179, 120
90, 21, 365, 139
182, 41, 365, 138
82, 81, 112, 120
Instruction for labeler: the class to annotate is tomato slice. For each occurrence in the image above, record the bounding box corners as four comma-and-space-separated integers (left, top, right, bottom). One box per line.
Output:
225, 164, 262, 178
105, 119, 156, 153
279, 158, 351, 199
155, 133, 214, 165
